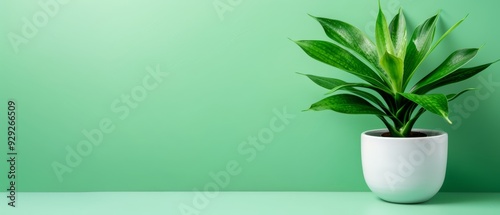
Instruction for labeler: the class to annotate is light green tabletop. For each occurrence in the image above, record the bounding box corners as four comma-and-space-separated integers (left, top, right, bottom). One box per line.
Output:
1, 192, 499, 215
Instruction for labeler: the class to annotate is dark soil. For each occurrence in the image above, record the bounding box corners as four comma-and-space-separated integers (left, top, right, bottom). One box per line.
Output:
381, 132, 427, 137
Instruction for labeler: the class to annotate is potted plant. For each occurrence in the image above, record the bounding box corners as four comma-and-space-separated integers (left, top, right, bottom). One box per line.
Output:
293, 1, 497, 203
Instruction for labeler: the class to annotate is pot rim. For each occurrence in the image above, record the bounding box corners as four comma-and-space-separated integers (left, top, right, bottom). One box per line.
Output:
362, 128, 447, 140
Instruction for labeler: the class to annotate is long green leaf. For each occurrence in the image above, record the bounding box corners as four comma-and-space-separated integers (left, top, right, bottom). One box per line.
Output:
352, 90, 389, 113
308, 94, 386, 115
389, 8, 407, 58
380, 52, 404, 92
299, 73, 389, 110
312, 16, 380, 69
429, 14, 468, 54
298, 73, 348, 89
375, 3, 395, 57
400, 93, 451, 123
294, 40, 387, 89
324, 83, 392, 112
413, 61, 498, 94
413, 48, 479, 92
447, 88, 475, 102
325, 83, 385, 96
435, 62, 497, 87
403, 14, 439, 87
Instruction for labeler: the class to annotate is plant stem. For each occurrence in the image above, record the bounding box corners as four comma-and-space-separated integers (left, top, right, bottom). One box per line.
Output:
378, 116, 404, 137
401, 108, 426, 136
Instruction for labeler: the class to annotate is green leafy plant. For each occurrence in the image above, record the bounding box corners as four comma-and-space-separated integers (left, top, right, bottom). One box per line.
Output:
293, 2, 498, 137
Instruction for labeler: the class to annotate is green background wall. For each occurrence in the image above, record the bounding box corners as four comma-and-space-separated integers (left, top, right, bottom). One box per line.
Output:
1, 0, 499, 192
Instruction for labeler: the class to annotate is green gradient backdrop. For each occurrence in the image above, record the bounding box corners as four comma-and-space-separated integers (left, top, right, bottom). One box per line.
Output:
1, 0, 499, 192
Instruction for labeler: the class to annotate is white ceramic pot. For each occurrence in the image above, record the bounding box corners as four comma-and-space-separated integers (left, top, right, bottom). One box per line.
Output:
361, 129, 448, 203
